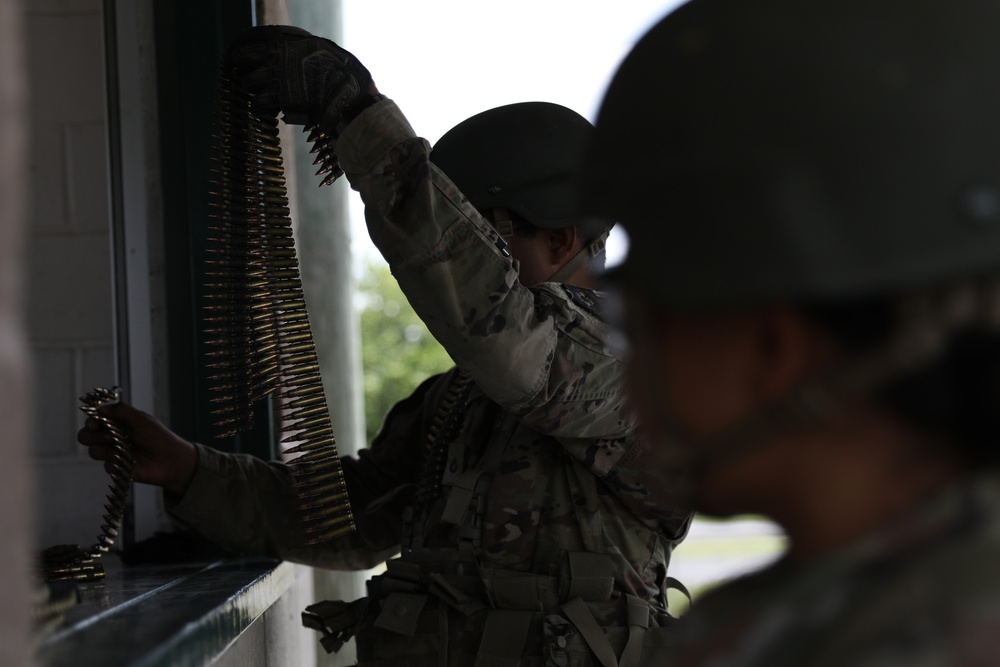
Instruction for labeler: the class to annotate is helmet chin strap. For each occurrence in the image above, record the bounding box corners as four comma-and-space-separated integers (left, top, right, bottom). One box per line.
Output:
492, 207, 609, 285
548, 229, 609, 284
492, 207, 515, 245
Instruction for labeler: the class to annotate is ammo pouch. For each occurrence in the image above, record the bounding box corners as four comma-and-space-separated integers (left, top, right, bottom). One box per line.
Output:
309, 551, 676, 667
472, 594, 675, 667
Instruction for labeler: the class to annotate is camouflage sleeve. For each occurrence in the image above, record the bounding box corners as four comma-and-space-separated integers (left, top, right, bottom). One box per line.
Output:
336, 100, 633, 446
165, 374, 444, 569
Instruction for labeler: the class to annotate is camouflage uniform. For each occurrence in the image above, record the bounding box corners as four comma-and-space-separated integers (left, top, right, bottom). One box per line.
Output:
169, 99, 691, 666
655, 473, 1000, 667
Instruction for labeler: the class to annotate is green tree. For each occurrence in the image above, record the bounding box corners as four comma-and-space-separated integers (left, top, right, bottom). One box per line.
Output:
357, 259, 454, 443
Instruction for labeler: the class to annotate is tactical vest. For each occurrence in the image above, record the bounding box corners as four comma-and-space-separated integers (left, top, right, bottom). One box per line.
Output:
303, 370, 682, 666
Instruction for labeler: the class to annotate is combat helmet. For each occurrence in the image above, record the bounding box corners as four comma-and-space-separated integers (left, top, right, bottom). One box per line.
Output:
581, 0, 1000, 478
583, 0, 1000, 310
433, 102, 609, 282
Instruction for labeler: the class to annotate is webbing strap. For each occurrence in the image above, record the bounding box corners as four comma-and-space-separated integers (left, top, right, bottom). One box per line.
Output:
426, 573, 488, 616
666, 576, 692, 608
547, 229, 610, 284
492, 207, 515, 244
473, 610, 534, 667
440, 401, 509, 529
490, 575, 540, 610
561, 597, 619, 667
618, 595, 650, 667
480, 565, 561, 611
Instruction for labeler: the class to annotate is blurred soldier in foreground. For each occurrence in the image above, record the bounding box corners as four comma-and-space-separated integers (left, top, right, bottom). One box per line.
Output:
80, 26, 691, 666
582, 0, 1000, 663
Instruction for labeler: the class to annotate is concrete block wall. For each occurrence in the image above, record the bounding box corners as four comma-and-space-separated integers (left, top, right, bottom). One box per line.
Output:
25, 0, 121, 549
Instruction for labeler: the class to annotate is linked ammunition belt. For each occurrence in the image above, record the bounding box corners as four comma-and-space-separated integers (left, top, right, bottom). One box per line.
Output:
205, 52, 355, 543
41, 386, 132, 582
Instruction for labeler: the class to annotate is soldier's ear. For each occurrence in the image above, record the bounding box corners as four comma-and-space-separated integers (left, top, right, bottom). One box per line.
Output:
546, 227, 579, 265
750, 306, 841, 404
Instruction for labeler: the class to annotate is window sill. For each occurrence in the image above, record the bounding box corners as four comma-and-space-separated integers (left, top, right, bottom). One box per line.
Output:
37, 555, 294, 667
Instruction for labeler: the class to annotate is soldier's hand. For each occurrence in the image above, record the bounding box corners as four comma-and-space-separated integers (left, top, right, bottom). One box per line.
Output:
225, 24, 377, 134
77, 402, 199, 497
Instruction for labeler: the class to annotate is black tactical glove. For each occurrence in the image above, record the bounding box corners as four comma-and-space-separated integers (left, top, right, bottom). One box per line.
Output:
225, 25, 377, 137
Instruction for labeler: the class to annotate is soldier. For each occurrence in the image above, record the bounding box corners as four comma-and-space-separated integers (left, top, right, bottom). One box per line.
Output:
581, 0, 1000, 663
80, 26, 691, 666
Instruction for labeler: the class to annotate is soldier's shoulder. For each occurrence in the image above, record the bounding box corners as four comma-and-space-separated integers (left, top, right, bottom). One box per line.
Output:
560, 284, 607, 318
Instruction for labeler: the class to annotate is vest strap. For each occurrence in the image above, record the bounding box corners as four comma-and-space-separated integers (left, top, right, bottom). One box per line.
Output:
618, 595, 651, 667
474, 609, 534, 667
561, 596, 619, 667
